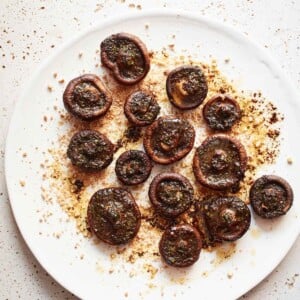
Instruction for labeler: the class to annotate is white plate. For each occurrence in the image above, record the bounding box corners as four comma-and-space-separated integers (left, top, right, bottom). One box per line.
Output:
5, 11, 300, 300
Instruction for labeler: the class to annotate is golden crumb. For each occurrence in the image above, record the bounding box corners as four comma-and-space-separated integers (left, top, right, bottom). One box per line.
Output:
53, 232, 61, 239
287, 157, 293, 165
251, 228, 261, 239
47, 85, 53, 92
202, 271, 208, 277
168, 44, 175, 51
143, 263, 158, 279
214, 243, 236, 266
227, 272, 233, 279
19, 180, 26, 187
58, 79, 65, 84
94, 3, 103, 12
53, 73, 58, 78
129, 270, 135, 278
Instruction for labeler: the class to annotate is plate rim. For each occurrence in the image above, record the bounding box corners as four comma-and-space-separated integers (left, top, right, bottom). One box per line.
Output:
5, 9, 300, 299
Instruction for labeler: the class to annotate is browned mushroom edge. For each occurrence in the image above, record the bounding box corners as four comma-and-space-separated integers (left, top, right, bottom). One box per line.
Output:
149, 172, 194, 217
250, 175, 293, 219
63, 74, 112, 121
87, 187, 141, 245
166, 65, 208, 110
115, 150, 152, 185
124, 91, 160, 126
100, 32, 150, 85
159, 224, 202, 267
143, 115, 195, 164
193, 134, 247, 191
67, 130, 114, 172
198, 196, 251, 242
203, 94, 241, 131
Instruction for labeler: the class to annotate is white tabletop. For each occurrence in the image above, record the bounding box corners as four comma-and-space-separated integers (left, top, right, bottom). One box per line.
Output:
0, 1, 300, 299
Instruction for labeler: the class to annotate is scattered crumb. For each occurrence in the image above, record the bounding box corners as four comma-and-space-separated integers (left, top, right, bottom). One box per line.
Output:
53, 73, 57, 78
168, 44, 175, 51
287, 157, 293, 165
94, 3, 103, 12
19, 180, 26, 187
285, 273, 299, 288
143, 264, 158, 279
227, 271, 233, 279
129, 270, 135, 277
78, 52, 83, 58
251, 228, 261, 239
47, 85, 53, 92
202, 271, 208, 277
58, 79, 65, 84
53, 232, 61, 239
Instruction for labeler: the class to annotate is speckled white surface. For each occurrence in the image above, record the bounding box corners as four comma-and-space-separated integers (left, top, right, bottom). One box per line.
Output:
0, 1, 300, 299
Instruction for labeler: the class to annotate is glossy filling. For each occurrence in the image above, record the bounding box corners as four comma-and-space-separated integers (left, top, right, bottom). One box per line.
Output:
102, 38, 146, 79
159, 225, 201, 267
167, 67, 208, 109
67, 131, 113, 171
87, 188, 140, 245
202, 197, 250, 242
204, 96, 240, 131
127, 92, 160, 124
195, 137, 245, 189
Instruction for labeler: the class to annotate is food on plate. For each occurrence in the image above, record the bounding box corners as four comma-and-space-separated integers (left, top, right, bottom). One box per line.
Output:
203, 94, 241, 131
159, 224, 202, 267
124, 91, 160, 126
143, 115, 195, 164
87, 187, 141, 245
198, 196, 251, 242
115, 150, 152, 185
63, 74, 112, 121
67, 130, 114, 172
149, 172, 194, 217
45, 31, 290, 271
193, 135, 247, 191
100, 32, 150, 85
166, 65, 208, 110
250, 175, 293, 218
